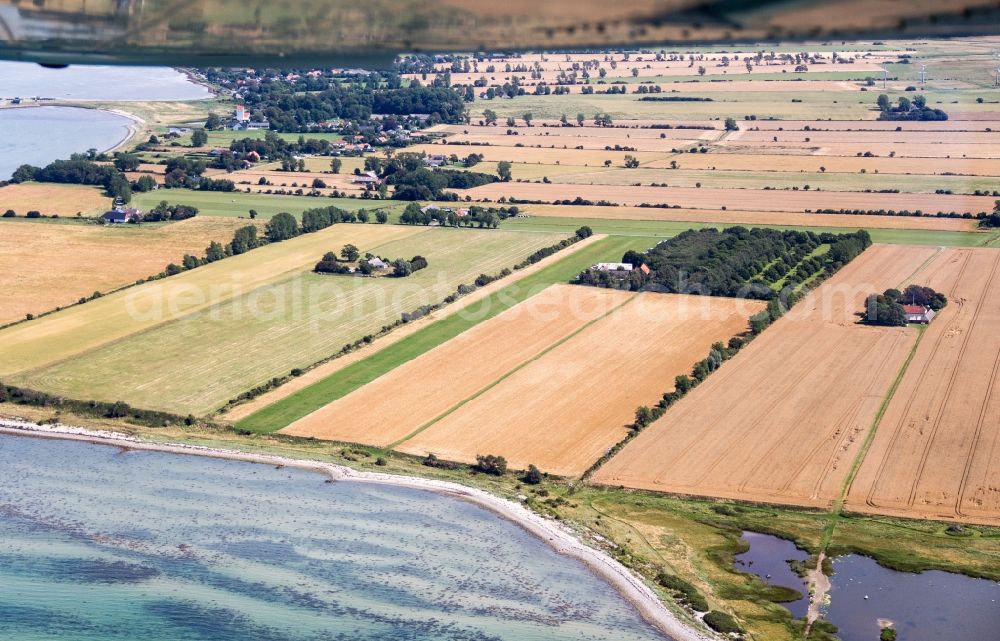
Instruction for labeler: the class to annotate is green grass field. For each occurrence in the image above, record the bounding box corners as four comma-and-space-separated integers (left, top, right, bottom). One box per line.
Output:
132, 189, 401, 219
11, 227, 561, 416
501, 215, 997, 247
236, 234, 656, 433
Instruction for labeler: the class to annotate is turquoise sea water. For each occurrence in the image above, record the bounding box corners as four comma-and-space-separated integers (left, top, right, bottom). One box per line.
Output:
0, 435, 667, 641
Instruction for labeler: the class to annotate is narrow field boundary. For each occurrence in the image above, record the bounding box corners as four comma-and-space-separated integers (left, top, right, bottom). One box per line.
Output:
237, 235, 654, 433
822, 324, 927, 548
385, 294, 639, 451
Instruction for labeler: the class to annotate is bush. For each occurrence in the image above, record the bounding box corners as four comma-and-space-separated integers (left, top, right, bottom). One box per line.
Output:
2, 209, 15, 217
702, 611, 742, 634
474, 454, 508, 475
575, 225, 593, 239
26, 210, 41, 218
523, 464, 543, 484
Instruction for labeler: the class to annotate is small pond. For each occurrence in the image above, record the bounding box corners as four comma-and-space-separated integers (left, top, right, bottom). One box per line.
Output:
734, 531, 1000, 641
734, 531, 811, 619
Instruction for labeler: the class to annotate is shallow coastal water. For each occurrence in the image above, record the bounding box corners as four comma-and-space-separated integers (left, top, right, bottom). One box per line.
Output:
0, 62, 211, 101
0, 435, 666, 641
0, 106, 133, 179
734, 531, 1000, 640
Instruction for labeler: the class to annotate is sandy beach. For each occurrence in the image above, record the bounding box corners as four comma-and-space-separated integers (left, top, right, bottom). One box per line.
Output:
0, 418, 714, 641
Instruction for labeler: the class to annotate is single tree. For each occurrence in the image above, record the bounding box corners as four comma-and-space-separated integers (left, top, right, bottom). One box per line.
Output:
341, 244, 360, 262
190, 128, 208, 147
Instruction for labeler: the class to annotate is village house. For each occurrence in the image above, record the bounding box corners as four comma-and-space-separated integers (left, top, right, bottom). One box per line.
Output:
903, 304, 936, 324
102, 206, 141, 224
352, 171, 382, 189
367, 257, 388, 270
425, 154, 447, 167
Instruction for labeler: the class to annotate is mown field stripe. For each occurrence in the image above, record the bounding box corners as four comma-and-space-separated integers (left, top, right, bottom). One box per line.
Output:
386, 293, 639, 451
235, 235, 655, 433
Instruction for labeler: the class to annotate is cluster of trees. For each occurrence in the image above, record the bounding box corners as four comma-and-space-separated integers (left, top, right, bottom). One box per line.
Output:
244, 84, 465, 130
315, 244, 427, 278
398, 202, 520, 228
142, 201, 198, 222
876, 94, 948, 121
375, 152, 498, 200
580, 227, 871, 299
10, 158, 133, 202
980, 200, 1000, 228
865, 285, 947, 326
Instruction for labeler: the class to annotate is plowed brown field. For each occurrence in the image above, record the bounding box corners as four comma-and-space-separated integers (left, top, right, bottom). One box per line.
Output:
282, 285, 632, 445
847, 248, 1000, 526
397, 292, 764, 476
592, 244, 939, 507
458, 182, 995, 214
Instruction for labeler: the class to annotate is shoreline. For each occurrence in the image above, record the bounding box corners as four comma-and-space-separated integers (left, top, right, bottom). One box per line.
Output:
0, 419, 714, 641
0, 102, 142, 154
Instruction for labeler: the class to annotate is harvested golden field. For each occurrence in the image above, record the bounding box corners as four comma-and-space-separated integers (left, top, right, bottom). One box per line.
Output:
644, 153, 1000, 176
718, 139, 1000, 159
459, 182, 996, 214
593, 244, 939, 508
442, 133, 704, 152
398, 291, 764, 476
282, 285, 631, 445
409, 143, 670, 167
0, 217, 262, 326
0, 183, 110, 216
733, 129, 1000, 145
848, 248, 1000, 526
430, 123, 717, 142
737, 119, 1000, 131
521, 204, 978, 232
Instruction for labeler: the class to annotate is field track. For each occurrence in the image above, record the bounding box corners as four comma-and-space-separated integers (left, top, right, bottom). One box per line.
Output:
847, 248, 1000, 526
592, 244, 939, 507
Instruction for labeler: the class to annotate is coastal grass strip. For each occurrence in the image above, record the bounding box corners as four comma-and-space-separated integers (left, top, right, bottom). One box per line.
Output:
235, 234, 658, 433
385, 293, 639, 451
